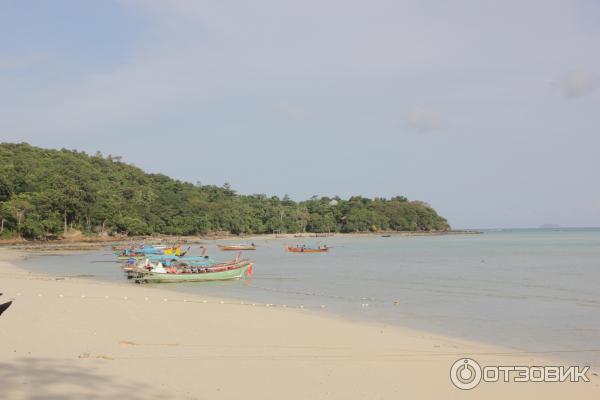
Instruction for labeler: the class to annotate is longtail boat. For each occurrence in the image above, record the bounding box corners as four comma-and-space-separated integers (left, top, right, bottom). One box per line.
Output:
122, 256, 215, 274
146, 254, 214, 264
286, 245, 329, 253
217, 244, 256, 251
129, 258, 254, 283
116, 245, 188, 260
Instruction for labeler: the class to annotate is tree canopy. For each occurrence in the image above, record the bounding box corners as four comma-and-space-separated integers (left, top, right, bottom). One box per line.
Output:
0, 143, 450, 239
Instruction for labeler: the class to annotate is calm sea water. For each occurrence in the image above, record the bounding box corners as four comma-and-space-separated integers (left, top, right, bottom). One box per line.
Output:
14, 229, 600, 366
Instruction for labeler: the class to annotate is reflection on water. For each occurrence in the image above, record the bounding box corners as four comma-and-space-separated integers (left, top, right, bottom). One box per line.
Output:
15, 229, 600, 366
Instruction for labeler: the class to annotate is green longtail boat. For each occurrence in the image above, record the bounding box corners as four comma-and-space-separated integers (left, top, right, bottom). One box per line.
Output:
130, 259, 253, 283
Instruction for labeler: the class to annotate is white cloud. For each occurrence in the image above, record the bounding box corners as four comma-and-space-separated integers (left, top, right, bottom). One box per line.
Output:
557, 71, 600, 99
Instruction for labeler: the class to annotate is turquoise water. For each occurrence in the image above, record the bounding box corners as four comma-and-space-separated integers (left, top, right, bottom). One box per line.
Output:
15, 229, 600, 366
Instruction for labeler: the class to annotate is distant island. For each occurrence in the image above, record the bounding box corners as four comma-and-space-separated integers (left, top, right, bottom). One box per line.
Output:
0, 143, 450, 240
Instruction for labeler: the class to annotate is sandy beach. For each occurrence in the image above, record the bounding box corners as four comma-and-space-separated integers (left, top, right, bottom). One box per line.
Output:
1, 249, 598, 399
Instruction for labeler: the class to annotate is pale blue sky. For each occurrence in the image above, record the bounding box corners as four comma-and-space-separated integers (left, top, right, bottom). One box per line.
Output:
1, 0, 599, 229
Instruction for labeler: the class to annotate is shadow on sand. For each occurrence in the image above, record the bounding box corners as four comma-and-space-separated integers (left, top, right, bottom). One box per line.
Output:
0, 357, 167, 400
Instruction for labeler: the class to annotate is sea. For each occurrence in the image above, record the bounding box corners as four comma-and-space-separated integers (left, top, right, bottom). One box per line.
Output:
14, 228, 600, 367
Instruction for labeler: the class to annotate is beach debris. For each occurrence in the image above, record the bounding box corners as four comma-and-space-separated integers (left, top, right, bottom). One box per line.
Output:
77, 352, 114, 360
393, 299, 400, 305
0, 301, 13, 317
119, 340, 136, 346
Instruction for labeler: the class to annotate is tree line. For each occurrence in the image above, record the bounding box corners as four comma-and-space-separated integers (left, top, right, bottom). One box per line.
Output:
0, 143, 450, 239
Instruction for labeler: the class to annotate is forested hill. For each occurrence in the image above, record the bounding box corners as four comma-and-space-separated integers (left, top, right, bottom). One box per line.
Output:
0, 143, 450, 239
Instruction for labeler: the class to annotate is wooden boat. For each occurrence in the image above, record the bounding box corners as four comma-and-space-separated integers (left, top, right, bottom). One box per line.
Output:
129, 258, 254, 283
146, 254, 214, 264
286, 245, 329, 253
123, 256, 216, 274
217, 244, 256, 251
117, 254, 145, 261
116, 246, 188, 260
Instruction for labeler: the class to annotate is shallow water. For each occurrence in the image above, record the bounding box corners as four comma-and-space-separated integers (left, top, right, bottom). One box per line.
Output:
15, 229, 600, 366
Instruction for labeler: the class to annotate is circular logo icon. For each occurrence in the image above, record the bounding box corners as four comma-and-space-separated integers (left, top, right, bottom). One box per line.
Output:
450, 358, 482, 390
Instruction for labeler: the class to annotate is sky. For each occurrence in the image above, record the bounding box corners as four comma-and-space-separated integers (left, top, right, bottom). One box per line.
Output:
1, 0, 599, 229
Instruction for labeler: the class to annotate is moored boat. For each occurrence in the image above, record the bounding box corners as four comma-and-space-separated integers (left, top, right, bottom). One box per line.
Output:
115, 245, 188, 259
129, 258, 254, 283
217, 243, 256, 251
286, 245, 329, 253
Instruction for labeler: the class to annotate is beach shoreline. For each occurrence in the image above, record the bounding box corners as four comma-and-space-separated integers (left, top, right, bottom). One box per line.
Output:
0, 229, 482, 248
1, 247, 598, 399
